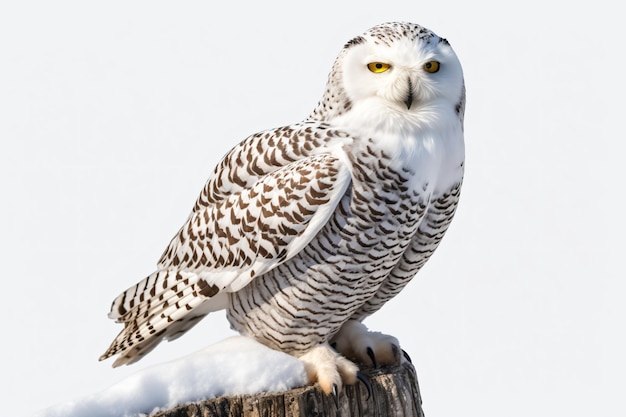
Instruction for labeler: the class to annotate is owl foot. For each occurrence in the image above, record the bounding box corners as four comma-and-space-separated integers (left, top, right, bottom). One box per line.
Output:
331, 320, 403, 368
298, 343, 359, 395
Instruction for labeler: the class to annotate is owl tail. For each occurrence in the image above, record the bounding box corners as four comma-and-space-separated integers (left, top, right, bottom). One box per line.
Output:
99, 269, 228, 367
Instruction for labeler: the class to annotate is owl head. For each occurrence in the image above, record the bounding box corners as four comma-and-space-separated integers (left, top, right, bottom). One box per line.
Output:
309, 22, 465, 129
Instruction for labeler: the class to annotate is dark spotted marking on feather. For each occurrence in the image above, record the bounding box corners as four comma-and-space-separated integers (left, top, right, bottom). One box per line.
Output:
456, 84, 466, 126
344, 36, 365, 48
197, 280, 219, 298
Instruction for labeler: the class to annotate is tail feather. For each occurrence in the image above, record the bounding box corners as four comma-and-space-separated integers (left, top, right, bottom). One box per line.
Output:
100, 269, 228, 366
118, 273, 202, 329
108, 269, 192, 321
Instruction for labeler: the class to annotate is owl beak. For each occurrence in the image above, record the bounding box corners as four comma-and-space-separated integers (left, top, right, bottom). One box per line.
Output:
404, 78, 414, 110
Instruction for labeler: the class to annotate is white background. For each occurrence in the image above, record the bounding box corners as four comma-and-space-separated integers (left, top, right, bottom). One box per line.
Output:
1, 1, 624, 416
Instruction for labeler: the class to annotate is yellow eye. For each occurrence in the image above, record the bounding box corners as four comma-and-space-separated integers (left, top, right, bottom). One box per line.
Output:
423, 61, 440, 73
367, 62, 391, 73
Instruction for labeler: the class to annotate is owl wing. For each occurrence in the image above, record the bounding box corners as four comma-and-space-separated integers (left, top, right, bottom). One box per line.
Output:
159, 151, 351, 291
100, 150, 351, 366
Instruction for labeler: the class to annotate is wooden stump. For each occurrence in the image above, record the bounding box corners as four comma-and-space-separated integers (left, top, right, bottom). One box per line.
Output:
153, 361, 424, 417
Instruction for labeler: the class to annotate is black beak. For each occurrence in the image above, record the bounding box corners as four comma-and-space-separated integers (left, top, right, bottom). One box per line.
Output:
404, 78, 414, 110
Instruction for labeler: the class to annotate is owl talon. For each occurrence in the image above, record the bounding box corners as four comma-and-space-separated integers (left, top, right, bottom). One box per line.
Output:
366, 347, 378, 368
331, 384, 339, 409
356, 371, 372, 400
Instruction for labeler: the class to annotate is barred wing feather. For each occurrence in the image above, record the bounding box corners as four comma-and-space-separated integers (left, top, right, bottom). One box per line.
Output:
100, 153, 351, 366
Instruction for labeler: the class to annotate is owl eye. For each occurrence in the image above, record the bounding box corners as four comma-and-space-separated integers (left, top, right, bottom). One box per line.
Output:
423, 61, 440, 73
367, 62, 391, 73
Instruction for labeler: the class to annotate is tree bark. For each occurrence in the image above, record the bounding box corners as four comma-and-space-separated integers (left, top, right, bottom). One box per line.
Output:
153, 361, 424, 417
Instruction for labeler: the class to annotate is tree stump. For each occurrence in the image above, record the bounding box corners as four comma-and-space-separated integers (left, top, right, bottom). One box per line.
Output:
153, 361, 424, 417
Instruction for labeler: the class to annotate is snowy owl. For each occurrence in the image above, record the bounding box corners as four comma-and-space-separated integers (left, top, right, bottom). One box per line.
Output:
101, 22, 465, 395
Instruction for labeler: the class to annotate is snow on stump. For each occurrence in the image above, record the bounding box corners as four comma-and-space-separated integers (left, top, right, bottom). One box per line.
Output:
152, 361, 424, 417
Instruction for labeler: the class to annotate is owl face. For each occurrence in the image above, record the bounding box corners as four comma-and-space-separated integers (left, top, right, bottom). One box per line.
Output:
340, 25, 464, 118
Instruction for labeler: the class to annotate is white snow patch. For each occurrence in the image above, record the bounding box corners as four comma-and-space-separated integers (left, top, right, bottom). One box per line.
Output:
35, 336, 308, 417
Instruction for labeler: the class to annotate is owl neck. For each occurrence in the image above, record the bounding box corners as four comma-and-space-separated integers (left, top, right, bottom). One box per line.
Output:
321, 98, 464, 196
